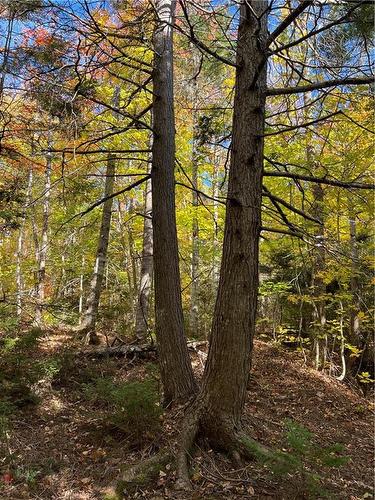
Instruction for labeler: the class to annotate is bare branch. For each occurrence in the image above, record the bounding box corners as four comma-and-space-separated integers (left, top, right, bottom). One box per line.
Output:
267, 76, 374, 96
263, 171, 375, 190
263, 111, 341, 136
60, 175, 151, 228
262, 190, 322, 224
267, 1, 313, 47
261, 226, 303, 238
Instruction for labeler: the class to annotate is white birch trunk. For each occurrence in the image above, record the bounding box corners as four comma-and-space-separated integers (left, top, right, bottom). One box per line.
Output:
16, 168, 33, 318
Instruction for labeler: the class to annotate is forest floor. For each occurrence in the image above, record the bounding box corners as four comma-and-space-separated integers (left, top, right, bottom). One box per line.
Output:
0, 331, 373, 500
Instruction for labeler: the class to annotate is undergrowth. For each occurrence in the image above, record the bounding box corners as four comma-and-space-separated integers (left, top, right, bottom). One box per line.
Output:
243, 419, 349, 499
83, 378, 162, 447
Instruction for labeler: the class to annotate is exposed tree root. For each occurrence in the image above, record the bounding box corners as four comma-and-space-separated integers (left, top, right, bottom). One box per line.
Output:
175, 409, 199, 491
104, 450, 173, 499
175, 405, 272, 491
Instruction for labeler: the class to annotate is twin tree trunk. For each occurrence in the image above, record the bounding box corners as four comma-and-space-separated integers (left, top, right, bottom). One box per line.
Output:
151, 0, 197, 404
177, 2, 268, 477
197, 0, 267, 435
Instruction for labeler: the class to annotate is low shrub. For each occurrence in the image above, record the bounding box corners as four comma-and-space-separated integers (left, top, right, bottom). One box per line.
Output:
84, 378, 162, 446
244, 419, 349, 499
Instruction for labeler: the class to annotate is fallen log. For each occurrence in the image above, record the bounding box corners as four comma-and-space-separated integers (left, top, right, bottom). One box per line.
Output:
80, 340, 207, 358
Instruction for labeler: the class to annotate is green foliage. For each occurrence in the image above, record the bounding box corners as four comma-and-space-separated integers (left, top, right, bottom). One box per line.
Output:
15, 465, 41, 486
248, 420, 349, 499
1, 0, 43, 18
2, 327, 43, 353
285, 419, 313, 455
83, 378, 162, 446
0, 328, 45, 410
0, 175, 26, 230
357, 372, 375, 385
259, 281, 291, 298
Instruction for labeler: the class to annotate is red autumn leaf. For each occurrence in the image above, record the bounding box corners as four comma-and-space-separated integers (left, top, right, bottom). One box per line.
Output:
2, 472, 14, 484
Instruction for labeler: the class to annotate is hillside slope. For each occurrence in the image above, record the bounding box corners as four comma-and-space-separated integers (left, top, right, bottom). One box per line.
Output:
0, 335, 373, 499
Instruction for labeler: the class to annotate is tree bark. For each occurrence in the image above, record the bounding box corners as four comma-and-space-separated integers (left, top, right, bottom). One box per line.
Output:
127, 197, 138, 303
177, 2, 268, 484
198, 0, 267, 435
151, 0, 197, 405
78, 154, 115, 342
134, 176, 153, 341
78, 87, 120, 341
190, 69, 200, 337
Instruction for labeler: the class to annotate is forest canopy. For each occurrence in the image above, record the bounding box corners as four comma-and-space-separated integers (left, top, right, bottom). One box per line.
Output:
0, 1, 374, 498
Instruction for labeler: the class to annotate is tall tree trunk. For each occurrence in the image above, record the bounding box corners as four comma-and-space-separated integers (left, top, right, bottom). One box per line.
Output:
16, 168, 33, 318
337, 300, 346, 381
212, 147, 220, 290
348, 200, 361, 373
177, 2, 268, 485
78, 255, 85, 324
117, 201, 134, 305
35, 138, 52, 327
311, 183, 326, 370
79, 87, 120, 341
79, 154, 115, 342
151, 0, 197, 404
127, 197, 138, 302
134, 177, 153, 341
190, 50, 200, 336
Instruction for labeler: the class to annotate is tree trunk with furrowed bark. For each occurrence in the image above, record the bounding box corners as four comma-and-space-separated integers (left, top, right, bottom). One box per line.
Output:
151, 0, 197, 405
177, 1, 268, 487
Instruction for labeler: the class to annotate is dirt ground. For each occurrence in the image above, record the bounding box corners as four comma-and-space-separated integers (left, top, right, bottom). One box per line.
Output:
0, 334, 373, 500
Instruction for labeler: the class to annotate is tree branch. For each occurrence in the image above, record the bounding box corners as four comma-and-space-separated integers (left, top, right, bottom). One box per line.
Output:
261, 226, 303, 238
267, 1, 313, 47
176, 0, 238, 68
263, 111, 341, 136
267, 76, 374, 96
271, 1, 365, 55
262, 190, 322, 224
60, 175, 151, 227
263, 171, 375, 190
